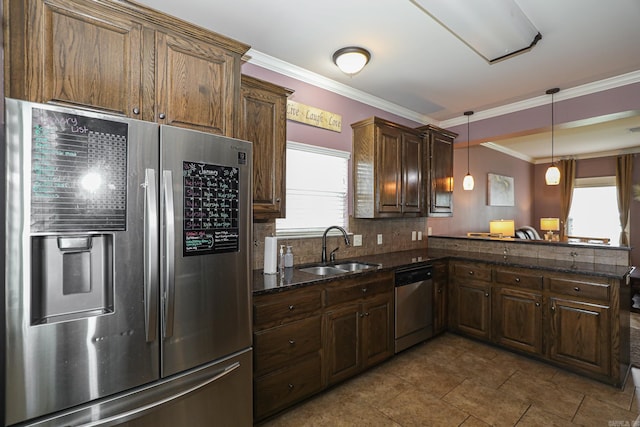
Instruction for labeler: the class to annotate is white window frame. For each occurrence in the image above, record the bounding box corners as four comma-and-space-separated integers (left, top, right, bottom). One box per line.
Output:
567, 176, 619, 245
276, 141, 350, 238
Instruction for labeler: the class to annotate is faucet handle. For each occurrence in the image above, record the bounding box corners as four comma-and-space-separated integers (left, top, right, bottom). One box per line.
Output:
330, 247, 339, 262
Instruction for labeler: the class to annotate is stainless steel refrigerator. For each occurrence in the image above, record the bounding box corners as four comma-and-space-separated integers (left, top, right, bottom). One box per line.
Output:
3, 98, 253, 426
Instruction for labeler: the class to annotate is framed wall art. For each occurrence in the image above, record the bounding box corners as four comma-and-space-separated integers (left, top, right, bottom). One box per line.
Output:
487, 173, 515, 206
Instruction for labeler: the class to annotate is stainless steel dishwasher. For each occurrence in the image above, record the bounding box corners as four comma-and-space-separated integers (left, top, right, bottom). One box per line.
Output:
394, 264, 434, 353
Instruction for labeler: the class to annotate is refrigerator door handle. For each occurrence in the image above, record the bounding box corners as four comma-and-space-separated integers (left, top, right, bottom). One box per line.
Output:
80, 361, 242, 427
162, 170, 176, 338
144, 168, 159, 343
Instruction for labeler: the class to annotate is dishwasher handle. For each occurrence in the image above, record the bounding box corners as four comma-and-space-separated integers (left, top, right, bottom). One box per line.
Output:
395, 265, 433, 287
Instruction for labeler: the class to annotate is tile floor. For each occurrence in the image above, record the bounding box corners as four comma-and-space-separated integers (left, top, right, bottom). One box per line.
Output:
261, 333, 640, 426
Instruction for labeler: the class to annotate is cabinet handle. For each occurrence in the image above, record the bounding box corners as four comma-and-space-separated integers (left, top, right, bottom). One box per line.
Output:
132, 107, 140, 115
288, 305, 295, 311
364, 312, 369, 316
288, 383, 294, 390
535, 302, 540, 307
515, 277, 521, 283
551, 305, 556, 311
468, 271, 474, 275
362, 288, 368, 293
359, 313, 364, 318
437, 288, 442, 294
159, 113, 166, 119
276, 198, 281, 203
573, 286, 581, 292
484, 293, 489, 297
288, 339, 295, 345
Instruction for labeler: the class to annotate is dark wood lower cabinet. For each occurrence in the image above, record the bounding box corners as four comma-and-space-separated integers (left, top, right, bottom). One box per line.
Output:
493, 288, 543, 355
454, 282, 491, 340
548, 297, 611, 376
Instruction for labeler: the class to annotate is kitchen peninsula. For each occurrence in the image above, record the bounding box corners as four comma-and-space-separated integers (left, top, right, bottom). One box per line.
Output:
252, 239, 632, 421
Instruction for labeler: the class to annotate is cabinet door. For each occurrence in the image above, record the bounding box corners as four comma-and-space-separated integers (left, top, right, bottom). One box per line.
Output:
454, 282, 491, 340
427, 129, 454, 216
402, 132, 424, 214
494, 288, 543, 355
325, 304, 361, 385
376, 126, 403, 214
548, 297, 611, 376
239, 76, 292, 219
433, 262, 448, 335
362, 295, 393, 368
156, 31, 238, 135
10, 0, 143, 116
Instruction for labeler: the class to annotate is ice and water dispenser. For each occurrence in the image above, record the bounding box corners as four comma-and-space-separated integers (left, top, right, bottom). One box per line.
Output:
29, 106, 128, 324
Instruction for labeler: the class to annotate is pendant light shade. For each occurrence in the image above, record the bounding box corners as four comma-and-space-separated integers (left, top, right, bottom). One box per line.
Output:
332, 47, 370, 75
545, 88, 560, 186
463, 111, 474, 191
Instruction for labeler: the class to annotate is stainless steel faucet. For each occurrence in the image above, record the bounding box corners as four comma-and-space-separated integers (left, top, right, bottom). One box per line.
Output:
322, 226, 350, 263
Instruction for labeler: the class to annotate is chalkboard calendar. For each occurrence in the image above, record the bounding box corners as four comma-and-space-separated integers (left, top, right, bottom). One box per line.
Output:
183, 161, 240, 255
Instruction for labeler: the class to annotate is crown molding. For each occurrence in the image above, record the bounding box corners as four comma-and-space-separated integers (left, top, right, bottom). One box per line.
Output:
480, 142, 534, 163
245, 49, 435, 125
440, 70, 640, 128
246, 49, 640, 131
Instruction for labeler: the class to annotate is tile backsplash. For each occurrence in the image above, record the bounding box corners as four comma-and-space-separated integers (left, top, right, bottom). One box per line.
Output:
252, 216, 428, 270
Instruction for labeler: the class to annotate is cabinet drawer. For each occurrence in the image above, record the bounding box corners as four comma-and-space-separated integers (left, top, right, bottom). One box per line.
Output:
254, 315, 321, 375
254, 287, 323, 328
548, 277, 611, 302
254, 353, 322, 420
495, 269, 543, 291
325, 273, 393, 306
452, 263, 492, 282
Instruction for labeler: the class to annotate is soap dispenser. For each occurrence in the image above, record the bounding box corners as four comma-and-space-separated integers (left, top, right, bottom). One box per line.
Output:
284, 246, 294, 268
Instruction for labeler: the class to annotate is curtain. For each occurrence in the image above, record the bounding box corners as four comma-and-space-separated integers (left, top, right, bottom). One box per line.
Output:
559, 159, 575, 241
616, 154, 633, 246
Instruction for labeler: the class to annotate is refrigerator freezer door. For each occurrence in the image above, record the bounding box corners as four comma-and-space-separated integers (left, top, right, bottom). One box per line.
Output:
4, 99, 161, 425
160, 125, 252, 377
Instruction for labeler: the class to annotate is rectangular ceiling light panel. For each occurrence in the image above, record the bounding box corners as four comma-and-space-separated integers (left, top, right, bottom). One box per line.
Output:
411, 0, 541, 63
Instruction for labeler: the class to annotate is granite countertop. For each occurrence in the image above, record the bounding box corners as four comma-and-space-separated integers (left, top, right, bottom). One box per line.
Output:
252, 248, 633, 296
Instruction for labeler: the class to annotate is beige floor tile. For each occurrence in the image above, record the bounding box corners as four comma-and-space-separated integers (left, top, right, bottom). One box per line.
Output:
491, 350, 561, 381
515, 405, 583, 427
499, 370, 584, 419
378, 389, 469, 426
459, 415, 492, 427
328, 368, 413, 407
573, 395, 638, 427
551, 368, 635, 411
446, 350, 518, 389
443, 378, 530, 426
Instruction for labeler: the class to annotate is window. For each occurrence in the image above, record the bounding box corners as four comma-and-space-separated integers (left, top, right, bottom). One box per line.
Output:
276, 141, 350, 236
567, 176, 620, 245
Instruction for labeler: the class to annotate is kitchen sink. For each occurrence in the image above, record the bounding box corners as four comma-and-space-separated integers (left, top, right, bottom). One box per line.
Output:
332, 262, 378, 272
298, 261, 380, 276
298, 266, 349, 276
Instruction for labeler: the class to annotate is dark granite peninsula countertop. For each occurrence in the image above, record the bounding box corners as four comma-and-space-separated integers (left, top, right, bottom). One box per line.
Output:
252, 248, 633, 296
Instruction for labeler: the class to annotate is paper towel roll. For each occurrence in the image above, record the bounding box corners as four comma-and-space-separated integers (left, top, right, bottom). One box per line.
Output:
263, 236, 278, 274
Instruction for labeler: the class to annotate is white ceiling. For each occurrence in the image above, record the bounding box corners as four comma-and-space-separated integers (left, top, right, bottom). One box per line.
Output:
137, 0, 640, 161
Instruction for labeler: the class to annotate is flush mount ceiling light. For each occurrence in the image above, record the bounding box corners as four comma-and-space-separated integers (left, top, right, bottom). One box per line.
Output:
410, 0, 542, 63
462, 111, 474, 191
545, 88, 561, 186
332, 47, 370, 75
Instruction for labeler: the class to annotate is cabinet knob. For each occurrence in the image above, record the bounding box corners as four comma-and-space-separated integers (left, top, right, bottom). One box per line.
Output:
276, 198, 281, 203
437, 288, 442, 294
288, 305, 295, 311
132, 107, 140, 115
288, 339, 295, 345
573, 286, 581, 292
159, 113, 166, 119
551, 305, 556, 311
535, 302, 540, 307
288, 383, 294, 390
362, 288, 368, 293
359, 313, 364, 318
468, 271, 474, 275
364, 312, 369, 316
515, 277, 521, 283
484, 293, 489, 297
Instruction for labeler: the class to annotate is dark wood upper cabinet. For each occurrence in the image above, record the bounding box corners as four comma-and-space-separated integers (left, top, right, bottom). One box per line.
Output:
239, 75, 293, 220
5, 0, 248, 136
417, 124, 457, 217
352, 116, 424, 218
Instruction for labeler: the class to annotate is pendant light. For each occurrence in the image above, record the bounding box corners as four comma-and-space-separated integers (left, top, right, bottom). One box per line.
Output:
545, 88, 561, 185
462, 111, 475, 191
